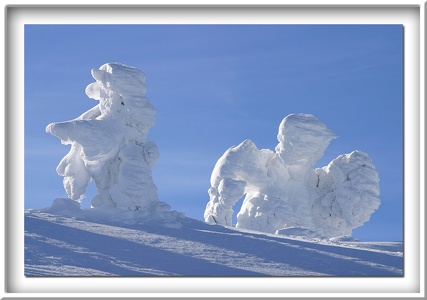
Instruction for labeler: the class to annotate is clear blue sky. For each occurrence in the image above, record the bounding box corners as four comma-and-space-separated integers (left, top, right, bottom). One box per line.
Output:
25, 25, 403, 241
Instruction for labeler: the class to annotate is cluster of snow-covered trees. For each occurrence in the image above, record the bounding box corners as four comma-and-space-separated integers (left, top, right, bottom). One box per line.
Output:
46, 63, 380, 238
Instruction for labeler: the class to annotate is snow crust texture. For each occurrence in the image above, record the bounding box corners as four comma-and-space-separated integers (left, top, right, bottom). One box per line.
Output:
204, 113, 380, 239
25, 210, 403, 277
46, 63, 175, 222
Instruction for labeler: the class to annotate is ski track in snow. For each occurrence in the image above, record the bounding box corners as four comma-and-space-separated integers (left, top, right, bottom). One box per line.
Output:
25, 211, 403, 277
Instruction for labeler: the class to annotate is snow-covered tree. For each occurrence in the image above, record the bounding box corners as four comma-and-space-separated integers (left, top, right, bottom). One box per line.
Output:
204, 113, 380, 238
46, 63, 172, 219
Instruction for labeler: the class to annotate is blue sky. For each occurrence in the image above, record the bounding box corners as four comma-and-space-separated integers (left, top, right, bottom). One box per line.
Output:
25, 25, 403, 241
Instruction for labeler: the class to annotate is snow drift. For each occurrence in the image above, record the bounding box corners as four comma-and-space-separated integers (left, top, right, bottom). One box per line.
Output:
204, 113, 381, 239
46, 63, 177, 223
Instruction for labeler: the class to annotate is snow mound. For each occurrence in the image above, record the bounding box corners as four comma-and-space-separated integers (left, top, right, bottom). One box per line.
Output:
40, 198, 184, 228
40, 198, 82, 216
46, 63, 179, 223
204, 113, 380, 239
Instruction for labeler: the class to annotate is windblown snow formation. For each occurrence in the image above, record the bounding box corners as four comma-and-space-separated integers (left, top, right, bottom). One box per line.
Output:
204, 113, 380, 238
46, 63, 172, 219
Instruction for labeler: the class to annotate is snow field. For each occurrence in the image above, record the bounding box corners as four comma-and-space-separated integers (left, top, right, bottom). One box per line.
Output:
25, 208, 402, 277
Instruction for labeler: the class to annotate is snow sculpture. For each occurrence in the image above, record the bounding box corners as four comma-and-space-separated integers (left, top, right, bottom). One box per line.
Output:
46, 62, 171, 218
204, 113, 380, 238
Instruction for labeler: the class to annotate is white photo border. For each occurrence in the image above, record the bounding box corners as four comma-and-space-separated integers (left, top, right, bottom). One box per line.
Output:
2, 2, 425, 299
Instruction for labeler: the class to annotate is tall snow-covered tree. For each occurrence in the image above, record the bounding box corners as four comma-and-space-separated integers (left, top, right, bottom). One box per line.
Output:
46, 63, 171, 219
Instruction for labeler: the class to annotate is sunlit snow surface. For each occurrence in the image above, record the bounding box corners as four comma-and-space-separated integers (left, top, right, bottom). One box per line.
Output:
205, 114, 381, 239
25, 206, 402, 277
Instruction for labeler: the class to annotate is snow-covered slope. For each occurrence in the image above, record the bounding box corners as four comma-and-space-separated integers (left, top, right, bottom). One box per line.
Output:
31, 63, 401, 278
25, 207, 403, 277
